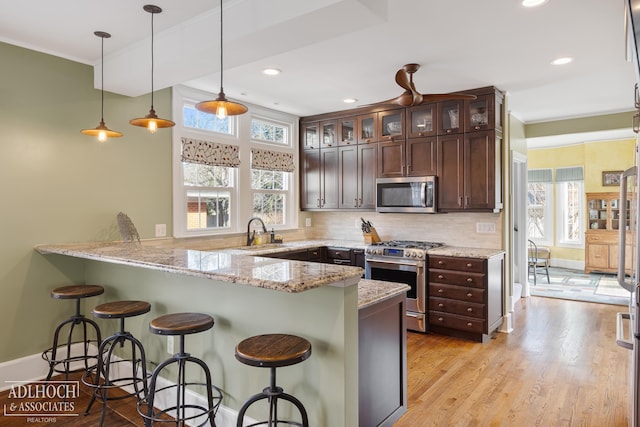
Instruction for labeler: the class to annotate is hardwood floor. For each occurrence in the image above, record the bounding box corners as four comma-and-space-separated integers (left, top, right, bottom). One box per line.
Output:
395, 296, 632, 427
1, 296, 632, 426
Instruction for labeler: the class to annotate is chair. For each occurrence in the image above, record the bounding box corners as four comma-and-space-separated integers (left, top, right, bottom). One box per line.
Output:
528, 240, 550, 285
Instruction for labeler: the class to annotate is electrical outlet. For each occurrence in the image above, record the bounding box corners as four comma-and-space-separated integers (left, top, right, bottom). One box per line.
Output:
167, 336, 174, 355
155, 224, 166, 237
305, 218, 312, 227
355, 219, 361, 229
476, 222, 496, 234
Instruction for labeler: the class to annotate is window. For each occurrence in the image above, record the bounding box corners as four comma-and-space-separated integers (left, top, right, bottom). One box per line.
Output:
172, 86, 298, 238
555, 167, 584, 247
527, 169, 553, 245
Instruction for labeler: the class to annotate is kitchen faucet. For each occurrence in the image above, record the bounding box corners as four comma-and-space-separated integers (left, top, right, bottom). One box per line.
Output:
246, 217, 268, 246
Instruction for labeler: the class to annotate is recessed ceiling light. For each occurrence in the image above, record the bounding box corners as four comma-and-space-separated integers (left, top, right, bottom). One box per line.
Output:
522, 0, 548, 7
551, 57, 573, 65
262, 68, 281, 76
343, 98, 358, 104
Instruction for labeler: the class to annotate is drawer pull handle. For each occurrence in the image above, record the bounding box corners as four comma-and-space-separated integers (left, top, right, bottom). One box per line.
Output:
467, 308, 473, 312
438, 289, 444, 293
438, 317, 444, 322
438, 260, 444, 265
467, 322, 473, 327
466, 263, 472, 267
438, 303, 444, 307
467, 278, 473, 282
467, 292, 473, 297
438, 274, 444, 279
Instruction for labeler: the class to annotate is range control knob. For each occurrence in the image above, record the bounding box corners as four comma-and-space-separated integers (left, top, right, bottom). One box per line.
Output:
417, 253, 424, 259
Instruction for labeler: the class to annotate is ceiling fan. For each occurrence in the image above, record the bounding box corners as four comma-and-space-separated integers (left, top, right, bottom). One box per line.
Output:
376, 63, 476, 107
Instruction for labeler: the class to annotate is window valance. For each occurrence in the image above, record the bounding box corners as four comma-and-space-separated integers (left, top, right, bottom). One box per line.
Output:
556, 166, 584, 182
528, 169, 553, 183
250, 148, 295, 172
181, 137, 240, 167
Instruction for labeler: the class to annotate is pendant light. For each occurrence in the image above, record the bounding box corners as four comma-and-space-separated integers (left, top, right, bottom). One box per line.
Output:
130, 4, 175, 132
195, 0, 248, 119
81, 31, 123, 142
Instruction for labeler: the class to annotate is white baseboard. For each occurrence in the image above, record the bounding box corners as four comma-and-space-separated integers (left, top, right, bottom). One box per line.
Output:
0, 346, 251, 427
550, 258, 585, 271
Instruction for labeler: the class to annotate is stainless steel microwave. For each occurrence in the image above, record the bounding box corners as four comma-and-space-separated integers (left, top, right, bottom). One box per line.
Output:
376, 176, 437, 213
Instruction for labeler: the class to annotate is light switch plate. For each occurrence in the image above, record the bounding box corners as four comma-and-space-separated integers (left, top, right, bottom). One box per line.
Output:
305, 218, 312, 227
476, 222, 496, 234
155, 224, 167, 237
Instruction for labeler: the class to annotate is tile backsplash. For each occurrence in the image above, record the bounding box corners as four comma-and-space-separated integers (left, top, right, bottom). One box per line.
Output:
305, 211, 503, 249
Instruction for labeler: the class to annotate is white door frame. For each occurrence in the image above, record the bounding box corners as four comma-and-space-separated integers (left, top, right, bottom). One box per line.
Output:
511, 151, 528, 303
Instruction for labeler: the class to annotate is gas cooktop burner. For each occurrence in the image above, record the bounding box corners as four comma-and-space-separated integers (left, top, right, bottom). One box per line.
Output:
370, 240, 445, 250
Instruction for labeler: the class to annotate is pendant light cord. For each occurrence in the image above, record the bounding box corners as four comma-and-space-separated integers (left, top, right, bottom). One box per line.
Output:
100, 36, 105, 122
150, 10, 155, 111
219, 0, 224, 93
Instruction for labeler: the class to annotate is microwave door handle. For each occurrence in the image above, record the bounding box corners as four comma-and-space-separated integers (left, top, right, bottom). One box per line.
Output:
420, 182, 427, 207
618, 166, 637, 293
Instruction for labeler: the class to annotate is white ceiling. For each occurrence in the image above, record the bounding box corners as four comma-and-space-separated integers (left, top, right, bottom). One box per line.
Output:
0, 0, 637, 126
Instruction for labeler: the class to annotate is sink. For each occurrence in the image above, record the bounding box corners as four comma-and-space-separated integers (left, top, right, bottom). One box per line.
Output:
238, 243, 285, 251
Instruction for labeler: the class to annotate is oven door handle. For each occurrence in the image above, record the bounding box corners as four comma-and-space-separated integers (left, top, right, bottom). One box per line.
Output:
366, 259, 425, 269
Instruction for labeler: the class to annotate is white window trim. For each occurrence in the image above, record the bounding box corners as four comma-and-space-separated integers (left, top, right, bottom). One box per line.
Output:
528, 181, 554, 247
172, 85, 299, 238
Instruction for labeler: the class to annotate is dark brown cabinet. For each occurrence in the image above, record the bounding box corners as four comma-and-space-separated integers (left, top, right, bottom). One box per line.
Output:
437, 100, 464, 135
377, 141, 405, 177
338, 117, 357, 146
378, 109, 405, 142
320, 120, 337, 148
406, 104, 437, 138
437, 130, 502, 212
339, 143, 378, 209
301, 148, 339, 209
358, 113, 378, 144
428, 254, 504, 343
302, 122, 319, 150
407, 137, 437, 176
464, 88, 504, 133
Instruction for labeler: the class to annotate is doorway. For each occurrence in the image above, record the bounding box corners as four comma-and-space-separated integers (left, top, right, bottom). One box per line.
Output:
511, 151, 528, 302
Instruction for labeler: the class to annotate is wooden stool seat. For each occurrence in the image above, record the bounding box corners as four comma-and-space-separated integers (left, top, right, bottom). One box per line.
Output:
149, 312, 214, 336
235, 334, 312, 368
51, 284, 104, 300
92, 300, 151, 319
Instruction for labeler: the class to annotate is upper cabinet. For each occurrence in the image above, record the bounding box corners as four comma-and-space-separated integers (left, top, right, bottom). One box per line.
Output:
437, 100, 464, 135
302, 122, 319, 150
338, 117, 357, 146
320, 120, 338, 148
378, 109, 406, 142
407, 104, 437, 138
358, 113, 378, 144
464, 88, 504, 133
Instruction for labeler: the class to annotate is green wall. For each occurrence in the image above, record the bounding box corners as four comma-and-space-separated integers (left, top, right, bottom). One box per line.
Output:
0, 42, 173, 362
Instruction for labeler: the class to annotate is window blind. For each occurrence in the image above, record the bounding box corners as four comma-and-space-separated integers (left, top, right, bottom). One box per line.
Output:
250, 148, 295, 172
181, 137, 240, 167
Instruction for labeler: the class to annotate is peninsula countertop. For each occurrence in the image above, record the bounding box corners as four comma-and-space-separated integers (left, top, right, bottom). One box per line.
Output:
35, 240, 364, 293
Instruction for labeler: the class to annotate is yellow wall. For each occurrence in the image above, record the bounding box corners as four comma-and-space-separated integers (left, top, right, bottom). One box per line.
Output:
527, 139, 635, 263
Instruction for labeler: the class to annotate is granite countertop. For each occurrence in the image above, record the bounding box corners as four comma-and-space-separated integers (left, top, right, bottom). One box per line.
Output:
358, 280, 409, 309
428, 246, 505, 259
35, 241, 364, 293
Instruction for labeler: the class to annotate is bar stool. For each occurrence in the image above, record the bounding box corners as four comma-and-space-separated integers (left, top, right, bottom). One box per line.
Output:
138, 312, 222, 426
235, 334, 312, 427
42, 284, 104, 381
83, 300, 151, 427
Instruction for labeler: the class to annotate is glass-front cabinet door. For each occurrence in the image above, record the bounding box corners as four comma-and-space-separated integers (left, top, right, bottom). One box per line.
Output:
588, 198, 608, 230
465, 94, 494, 132
407, 104, 437, 138
378, 109, 405, 142
302, 122, 319, 150
358, 113, 378, 144
338, 117, 357, 146
438, 100, 464, 135
320, 120, 337, 148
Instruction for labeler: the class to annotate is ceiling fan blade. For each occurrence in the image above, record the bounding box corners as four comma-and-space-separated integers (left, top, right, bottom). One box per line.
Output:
395, 69, 412, 92
420, 93, 477, 103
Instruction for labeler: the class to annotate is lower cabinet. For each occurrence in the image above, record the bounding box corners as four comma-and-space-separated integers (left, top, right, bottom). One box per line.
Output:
428, 253, 504, 343
585, 231, 632, 274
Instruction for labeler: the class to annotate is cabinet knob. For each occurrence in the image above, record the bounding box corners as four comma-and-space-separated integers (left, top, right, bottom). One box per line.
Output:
354, 198, 358, 207
466, 263, 472, 267
467, 308, 473, 312
438, 260, 444, 265
438, 289, 444, 293
438, 303, 444, 308
474, 125, 481, 130
467, 292, 473, 297
467, 322, 473, 327
438, 317, 444, 322
466, 278, 473, 283
438, 274, 444, 279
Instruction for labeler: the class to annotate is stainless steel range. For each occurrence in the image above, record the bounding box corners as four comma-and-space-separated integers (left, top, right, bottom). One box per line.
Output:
365, 240, 444, 332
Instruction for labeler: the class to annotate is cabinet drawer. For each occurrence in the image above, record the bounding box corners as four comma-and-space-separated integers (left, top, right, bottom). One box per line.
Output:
429, 297, 484, 319
429, 311, 484, 333
429, 256, 484, 273
326, 247, 351, 260
429, 270, 485, 288
429, 283, 484, 303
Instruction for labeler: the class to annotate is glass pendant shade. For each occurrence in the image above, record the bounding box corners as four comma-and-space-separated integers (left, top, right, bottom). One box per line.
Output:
81, 31, 123, 142
130, 4, 175, 132
195, 0, 247, 119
